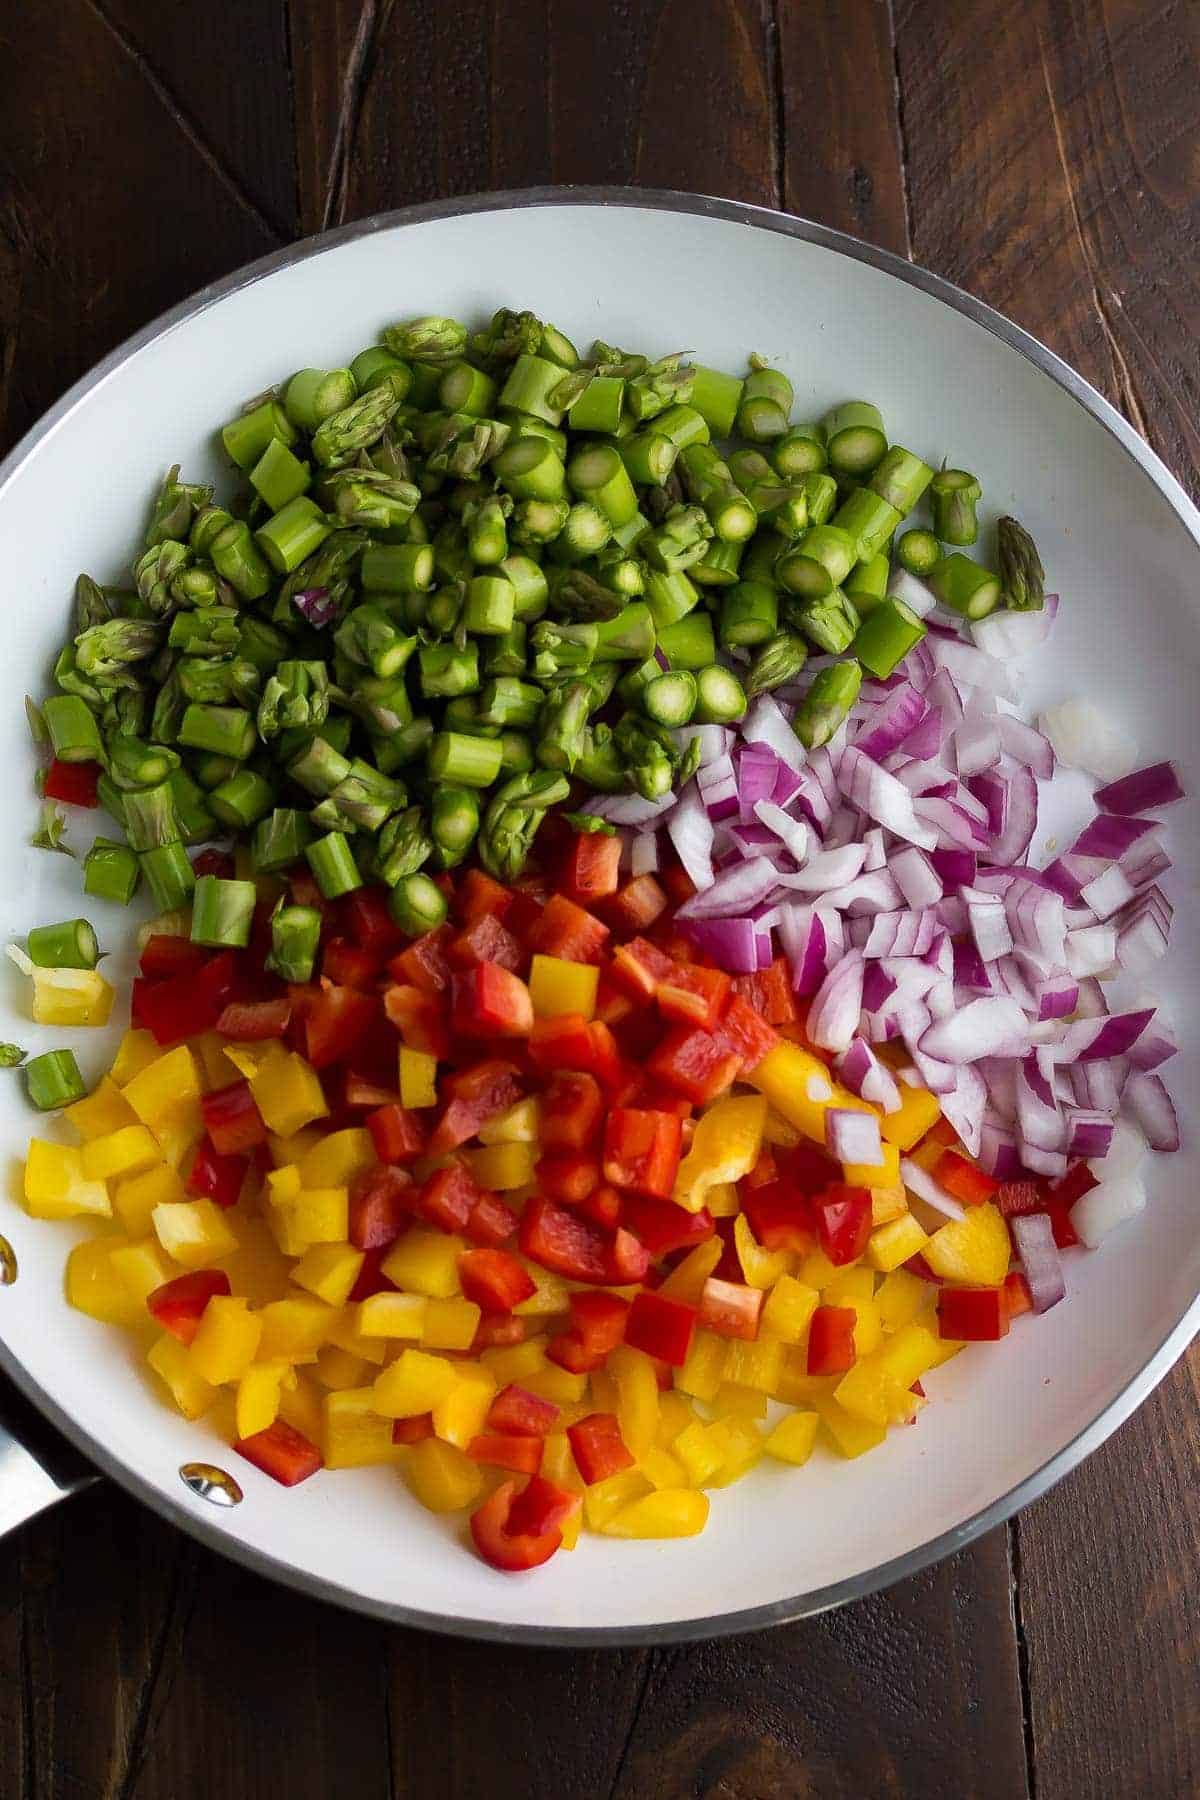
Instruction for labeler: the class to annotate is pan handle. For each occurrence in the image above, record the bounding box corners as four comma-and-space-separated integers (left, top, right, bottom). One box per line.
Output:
0, 1372, 98, 1536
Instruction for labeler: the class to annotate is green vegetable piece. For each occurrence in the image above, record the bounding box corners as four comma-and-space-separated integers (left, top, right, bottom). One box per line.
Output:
25, 1049, 87, 1112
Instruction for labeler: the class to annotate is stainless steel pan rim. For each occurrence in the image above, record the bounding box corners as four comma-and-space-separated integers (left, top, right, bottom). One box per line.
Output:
1, 185, 1197, 1648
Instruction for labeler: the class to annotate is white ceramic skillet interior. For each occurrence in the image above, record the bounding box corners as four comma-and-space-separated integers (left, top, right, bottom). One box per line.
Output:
0, 190, 1197, 1645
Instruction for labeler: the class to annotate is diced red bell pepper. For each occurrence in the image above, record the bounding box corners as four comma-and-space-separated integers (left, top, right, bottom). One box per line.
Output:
200, 1080, 267, 1156
546, 1332, 603, 1374
536, 1152, 599, 1205
1003, 1271, 1034, 1319
193, 848, 236, 880
740, 1181, 814, 1253
338, 1070, 399, 1114
448, 913, 522, 973
569, 1290, 630, 1356
470, 1314, 526, 1353
567, 1413, 635, 1485
657, 963, 731, 1032
995, 1179, 1043, 1217
456, 868, 514, 926
938, 1286, 1010, 1340
742, 1147, 779, 1190
43, 758, 100, 807
504, 879, 546, 942
139, 935, 207, 981
507, 1473, 580, 1539
560, 832, 623, 905
458, 1248, 536, 1313
698, 1277, 763, 1341
487, 1384, 559, 1437
527, 1015, 623, 1089
464, 1192, 520, 1248
366, 1102, 426, 1165
289, 868, 326, 911
934, 1150, 999, 1206
146, 1269, 231, 1344
391, 1413, 435, 1445
519, 1195, 611, 1284
348, 1246, 395, 1302
608, 1226, 651, 1285
348, 1165, 415, 1250
927, 1115, 961, 1147
342, 886, 406, 957
321, 938, 383, 990
732, 959, 799, 1026
235, 1419, 323, 1487
383, 984, 450, 1060
807, 1305, 858, 1374
186, 1136, 248, 1209
305, 983, 379, 1069
602, 1107, 683, 1200
609, 935, 677, 1003
576, 1181, 623, 1231
417, 1161, 481, 1234
621, 1194, 714, 1256
470, 1477, 578, 1572
428, 1060, 522, 1155
645, 1026, 741, 1105
713, 994, 780, 1073
785, 1144, 842, 1191
215, 998, 292, 1041
387, 926, 453, 995
134, 951, 237, 1047
712, 1218, 744, 1283
539, 1071, 604, 1151
594, 975, 638, 1030
813, 1185, 873, 1266
1045, 1162, 1099, 1210
466, 1433, 544, 1476
624, 1290, 696, 1367
1047, 1205, 1080, 1250
604, 875, 668, 936
905, 1253, 943, 1284
526, 894, 610, 964
450, 964, 534, 1039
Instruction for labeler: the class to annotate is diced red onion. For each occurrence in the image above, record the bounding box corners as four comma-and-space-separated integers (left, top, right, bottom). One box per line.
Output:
823, 870, 904, 917
1070, 1177, 1146, 1247
923, 667, 965, 728
1016, 1050, 1064, 1150
1064, 1107, 1114, 1158
852, 684, 929, 760
807, 950, 865, 1053
594, 789, 676, 826
965, 890, 1012, 963
778, 844, 866, 894
953, 716, 1001, 777
940, 1064, 987, 1156
1078, 863, 1134, 920
996, 713, 1055, 780
839, 746, 938, 849
969, 594, 1059, 664
752, 799, 810, 862
1093, 760, 1185, 815
1070, 1059, 1125, 1115
886, 566, 938, 618
678, 916, 758, 973
1039, 698, 1133, 783
675, 855, 779, 920
1126, 1017, 1178, 1072
825, 1107, 884, 1168
927, 634, 1017, 701
292, 586, 335, 627
743, 694, 807, 774
1071, 814, 1156, 859
736, 747, 783, 824
862, 827, 886, 872
1033, 969, 1080, 1021
953, 939, 992, 992
1115, 894, 1170, 976
778, 904, 841, 995
629, 831, 659, 877
920, 996, 1030, 1064
887, 847, 942, 911
899, 1157, 965, 1219
1005, 882, 1067, 963
836, 1040, 902, 1113
861, 961, 898, 1013
890, 757, 953, 796
1063, 925, 1114, 979
1056, 1008, 1155, 1062
928, 847, 975, 887
1010, 1212, 1066, 1313
665, 785, 714, 891
899, 705, 943, 760
1123, 1071, 1179, 1151
913, 795, 990, 850
978, 1122, 1022, 1178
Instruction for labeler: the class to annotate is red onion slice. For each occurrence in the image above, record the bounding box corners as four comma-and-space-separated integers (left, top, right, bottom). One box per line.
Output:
1123, 1071, 1179, 1151
836, 1040, 902, 1113
1010, 1212, 1066, 1313
920, 996, 1030, 1064
1093, 760, 1185, 815
807, 950, 865, 1053
825, 1107, 884, 1168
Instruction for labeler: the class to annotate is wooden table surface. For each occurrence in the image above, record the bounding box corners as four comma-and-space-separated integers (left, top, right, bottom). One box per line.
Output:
2, 3, 1198, 1795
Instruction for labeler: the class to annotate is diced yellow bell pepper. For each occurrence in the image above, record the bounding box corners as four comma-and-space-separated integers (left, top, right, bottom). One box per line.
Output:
672, 1094, 766, 1213
867, 1212, 930, 1273
265, 1164, 302, 1207
822, 1266, 875, 1307
268, 1128, 324, 1170
24, 1141, 111, 1220
923, 1201, 1010, 1286
608, 1344, 659, 1461
148, 1332, 216, 1420
314, 1345, 373, 1391
734, 1212, 791, 1290
655, 1390, 695, 1447
154, 1103, 205, 1171
764, 1410, 820, 1466
795, 1246, 842, 1290
236, 1360, 290, 1438
224, 1042, 285, 1083
925, 1334, 967, 1368
887, 1386, 928, 1426
398, 1046, 438, 1111
713, 1383, 768, 1423
257, 1295, 337, 1361
676, 1328, 726, 1403
465, 1141, 537, 1191
656, 1237, 722, 1304
297, 1129, 375, 1188
324, 1309, 387, 1365
250, 1050, 328, 1136
324, 1387, 406, 1468
187, 1031, 233, 1091
373, 1348, 458, 1418
432, 1368, 497, 1447
760, 1273, 820, 1344
81, 1124, 162, 1183
477, 1097, 540, 1145
289, 1187, 350, 1247
276, 1371, 325, 1443
528, 953, 599, 1021
671, 1420, 726, 1488
722, 1335, 786, 1396
875, 1266, 933, 1332
290, 1242, 364, 1308
850, 1298, 883, 1359
421, 1296, 482, 1351
521, 1363, 587, 1406
639, 1446, 689, 1490
65, 1076, 137, 1142
704, 1180, 740, 1217
605, 1489, 709, 1538
512, 1261, 570, 1316
842, 1139, 901, 1190
480, 1338, 548, 1385
880, 1081, 941, 1150
906, 1136, 945, 1174
816, 1397, 888, 1458
406, 1437, 484, 1512
152, 1198, 237, 1269
358, 1292, 428, 1340
66, 1237, 144, 1325
834, 1323, 940, 1425
382, 1228, 464, 1299
188, 1296, 262, 1384
31, 966, 113, 1027
748, 1042, 873, 1143
220, 1215, 295, 1308
871, 1183, 908, 1226
109, 1237, 175, 1305
588, 1367, 618, 1414
123, 1046, 201, 1128
263, 1199, 308, 1259
707, 1418, 763, 1487
584, 1468, 652, 1532
762, 1107, 803, 1148
775, 1359, 839, 1407
110, 1028, 160, 1087
112, 1163, 186, 1235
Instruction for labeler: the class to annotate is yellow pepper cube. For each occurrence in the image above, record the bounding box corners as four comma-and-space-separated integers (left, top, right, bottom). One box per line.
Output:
721, 1335, 786, 1396
748, 1043, 872, 1144
421, 1297, 483, 1352
512, 1261, 570, 1316
657, 1238, 722, 1305
358, 1292, 428, 1340
480, 1339, 548, 1385
734, 1212, 791, 1290
540, 1433, 581, 1492
871, 1184, 909, 1226
842, 1139, 901, 1190
314, 1345, 373, 1391
297, 1129, 375, 1188
220, 1215, 295, 1308
405, 1438, 484, 1513
432, 1369, 497, 1448
153, 1103, 205, 1171
528, 953, 599, 1021
707, 1418, 763, 1487
672, 1421, 727, 1488
223, 1043, 285, 1084
673, 1094, 767, 1213
123, 1046, 201, 1128
465, 1142, 536, 1191
477, 1097, 540, 1144
152, 1198, 238, 1269
257, 1296, 338, 1362
148, 1332, 216, 1420
880, 1082, 941, 1150
188, 1296, 262, 1384
65, 1237, 144, 1326
290, 1187, 350, 1247
322, 1386, 405, 1468
849, 1298, 883, 1359
609, 1344, 660, 1461
324, 1309, 387, 1365
867, 1213, 930, 1274
760, 1274, 819, 1344
290, 1242, 364, 1308
762, 1107, 803, 1148
705, 1180, 740, 1218
65, 1076, 137, 1142
267, 1128, 323, 1169
110, 1029, 160, 1087
109, 1237, 175, 1305
112, 1163, 187, 1236
605, 1489, 709, 1538
764, 1410, 820, 1466
584, 1469, 652, 1532
822, 1266, 876, 1308
795, 1247, 841, 1290
676, 1328, 727, 1403
655, 1390, 695, 1447
373, 1348, 459, 1418
236, 1360, 290, 1439
277, 1372, 325, 1443
775, 1357, 840, 1407
923, 1202, 1010, 1286
382, 1228, 464, 1299
816, 1397, 888, 1459
876, 1267, 934, 1332
188, 1031, 234, 1091
264, 1201, 308, 1259
31, 966, 113, 1027
250, 1050, 328, 1136
265, 1166, 302, 1210
714, 1384, 768, 1424
639, 1445, 689, 1490
519, 1363, 587, 1407
24, 1141, 111, 1220
81, 1124, 162, 1183
398, 1046, 438, 1110
588, 1367, 619, 1415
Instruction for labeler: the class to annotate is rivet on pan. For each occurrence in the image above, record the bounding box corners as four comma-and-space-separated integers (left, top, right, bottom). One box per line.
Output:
179, 1462, 243, 1507
0, 1235, 17, 1284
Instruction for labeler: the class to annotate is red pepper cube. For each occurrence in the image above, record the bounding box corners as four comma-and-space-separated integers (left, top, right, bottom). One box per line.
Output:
456, 868, 515, 925
448, 913, 522, 973
470, 1477, 578, 1572
934, 1150, 999, 1206
216, 998, 292, 1041
135, 951, 237, 1047
146, 1270, 232, 1345
507, 1474, 580, 1540
604, 875, 669, 937
620, 1194, 714, 1256
391, 1413, 435, 1445
348, 1166, 415, 1250
321, 938, 383, 990
235, 1419, 323, 1487
536, 1152, 600, 1205
698, 1277, 764, 1341
539, 1071, 605, 1152
305, 982, 380, 1069
470, 1314, 527, 1353
343, 886, 406, 957
713, 995, 781, 1073
602, 1107, 683, 1200
1003, 1271, 1034, 1319
383, 985, 450, 1060
732, 958, 799, 1026
193, 848, 236, 880
367, 1102, 426, 1165
186, 1136, 248, 1209
606, 1226, 651, 1285
428, 1059, 522, 1156
387, 926, 453, 995
466, 1433, 545, 1476
348, 1246, 394, 1302
813, 1185, 873, 1266
458, 1248, 536, 1313
450, 963, 534, 1039
656, 963, 732, 1032
807, 1305, 858, 1375
995, 1179, 1043, 1217
646, 1026, 741, 1105
417, 1161, 481, 1235
624, 1290, 697, 1367
568, 1291, 629, 1358
200, 1080, 268, 1157
740, 1181, 814, 1254
567, 1412, 636, 1485
938, 1286, 1010, 1341
519, 1196, 611, 1285
487, 1384, 560, 1437
1045, 1162, 1100, 1210
139, 934, 207, 981
43, 758, 100, 807
464, 1192, 520, 1248
609, 935, 677, 1004
339, 1070, 399, 1114
526, 894, 610, 964
547, 1331, 604, 1374
560, 832, 623, 905
528, 1013, 594, 1072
